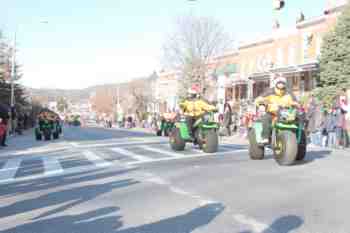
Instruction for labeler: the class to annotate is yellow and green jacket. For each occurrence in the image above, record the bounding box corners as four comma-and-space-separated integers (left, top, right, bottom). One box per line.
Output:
179, 99, 216, 117
255, 88, 298, 114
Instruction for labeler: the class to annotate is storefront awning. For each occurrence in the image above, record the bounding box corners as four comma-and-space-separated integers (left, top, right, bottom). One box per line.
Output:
215, 63, 238, 76
248, 72, 270, 82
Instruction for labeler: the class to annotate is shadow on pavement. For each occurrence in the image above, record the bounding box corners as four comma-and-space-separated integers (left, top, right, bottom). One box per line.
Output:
0, 206, 123, 233
0, 178, 139, 220
264, 149, 331, 165
0, 168, 138, 198
1, 203, 224, 233
296, 150, 332, 165
116, 203, 224, 233
239, 215, 303, 233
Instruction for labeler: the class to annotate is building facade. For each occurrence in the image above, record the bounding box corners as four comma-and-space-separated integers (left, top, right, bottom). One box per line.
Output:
213, 0, 347, 113
155, 70, 180, 113
157, 0, 348, 114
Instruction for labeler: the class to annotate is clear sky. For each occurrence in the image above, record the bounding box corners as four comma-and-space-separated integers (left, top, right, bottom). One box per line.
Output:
1, 0, 326, 89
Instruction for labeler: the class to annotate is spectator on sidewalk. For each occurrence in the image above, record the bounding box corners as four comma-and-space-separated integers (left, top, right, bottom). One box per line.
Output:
307, 96, 323, 146
223, 103, 232, 136
0, 117, 7, 148
0, 111, 9, 147
321, 110, 329, 147
326, 108, 338, 148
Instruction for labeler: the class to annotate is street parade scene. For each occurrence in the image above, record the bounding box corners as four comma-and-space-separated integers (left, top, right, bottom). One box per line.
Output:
1, 0, 350, 233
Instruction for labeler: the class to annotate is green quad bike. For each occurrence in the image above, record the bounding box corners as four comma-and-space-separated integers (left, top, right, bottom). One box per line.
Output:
52, 120, 62, 140
157, 119, 174, 137
35, 120, 53, 141
248, 107, 307, 166
169, 112, 219, 153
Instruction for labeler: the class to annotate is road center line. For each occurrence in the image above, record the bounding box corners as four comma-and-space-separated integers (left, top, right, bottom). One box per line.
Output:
126, 149, 248, 165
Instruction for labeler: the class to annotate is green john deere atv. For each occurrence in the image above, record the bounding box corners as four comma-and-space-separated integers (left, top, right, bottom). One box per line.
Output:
35, 120, 53, 141
248, 107, 307, 166
169, 112, 219, 153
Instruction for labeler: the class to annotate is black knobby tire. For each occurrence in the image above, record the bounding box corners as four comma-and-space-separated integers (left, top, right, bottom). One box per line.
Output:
36, 133, 42, 141
274, 130, 298, 166
194, 130, 203, 149
164, 129, 170, 137
53, 132, 59, 140
169, 128, 186, 151
248, 128, 265, 160
202, 129, 218, 153
44, 130, 51, 141
296, 130, 307, 161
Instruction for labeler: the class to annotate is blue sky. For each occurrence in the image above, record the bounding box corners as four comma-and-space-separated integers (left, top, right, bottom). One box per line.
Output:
1, 0, 326, 89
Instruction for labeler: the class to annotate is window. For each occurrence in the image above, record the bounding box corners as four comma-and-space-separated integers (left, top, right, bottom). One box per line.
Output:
276, 48, 283, 67
288, 46, 295, 65
240, 62, 245, 77
249, 60, 255, 73
316, 36, 322, 57
303, 32, 313, 62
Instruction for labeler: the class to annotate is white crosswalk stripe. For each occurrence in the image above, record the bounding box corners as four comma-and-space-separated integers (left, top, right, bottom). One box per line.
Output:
83, 150, 113, 167
111, 147, 152, 162
138, 145, 185, 158
0, 158, 22, 182
43, 156, 64, 175
0, 139, 248, 185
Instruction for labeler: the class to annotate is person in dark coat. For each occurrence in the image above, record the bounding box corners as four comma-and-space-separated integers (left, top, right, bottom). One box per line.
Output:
223, 103, 233, 136
326, 109, 338, 148
307, 96, 323, 146
0, 111, 10, 147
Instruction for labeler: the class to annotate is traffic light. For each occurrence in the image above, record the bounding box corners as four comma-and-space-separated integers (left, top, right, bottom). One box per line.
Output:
273, 0, 285, 10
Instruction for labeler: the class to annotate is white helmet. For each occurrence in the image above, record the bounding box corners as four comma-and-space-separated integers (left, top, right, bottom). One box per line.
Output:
187, 88, 197, 95
273, 76, 287, 88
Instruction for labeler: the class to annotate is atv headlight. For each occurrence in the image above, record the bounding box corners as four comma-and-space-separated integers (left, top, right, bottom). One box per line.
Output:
203, 113, 211, 122
279, 109, 296, 122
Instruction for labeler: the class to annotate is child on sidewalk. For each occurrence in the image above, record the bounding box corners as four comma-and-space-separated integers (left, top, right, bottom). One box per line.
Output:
0, 117, 7, 148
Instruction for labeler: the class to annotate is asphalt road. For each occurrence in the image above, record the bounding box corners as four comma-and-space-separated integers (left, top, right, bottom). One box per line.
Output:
0, 125, 349, 233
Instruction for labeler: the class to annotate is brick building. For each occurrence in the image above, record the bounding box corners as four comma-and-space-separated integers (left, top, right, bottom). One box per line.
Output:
157, 0, 347, 114
213, 0, 347, 112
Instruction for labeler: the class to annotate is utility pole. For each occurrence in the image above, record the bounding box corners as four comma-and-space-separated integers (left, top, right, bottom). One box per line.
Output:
10, 31, 16, 109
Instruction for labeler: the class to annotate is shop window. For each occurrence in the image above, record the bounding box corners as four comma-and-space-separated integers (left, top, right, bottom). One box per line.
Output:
235, 85, 240, 100
225, 87, 233, 101
304, 73, 312, 91
241, 84, 248, 99
292, 76, 299, 91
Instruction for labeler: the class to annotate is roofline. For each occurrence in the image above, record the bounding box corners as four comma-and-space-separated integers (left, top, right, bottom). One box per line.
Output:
213, 50, 239, 60
296, 15, 327, 29
238, 37, 274, 50
324, 2, 348, 15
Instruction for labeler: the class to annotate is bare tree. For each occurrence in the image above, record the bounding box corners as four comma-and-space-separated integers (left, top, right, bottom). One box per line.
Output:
163, 14, 234, 99
129, 77, 153, 122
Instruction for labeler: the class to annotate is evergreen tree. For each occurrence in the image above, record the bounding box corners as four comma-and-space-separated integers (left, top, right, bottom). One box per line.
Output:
0, 30, 28, 108
316, 3, 350, 107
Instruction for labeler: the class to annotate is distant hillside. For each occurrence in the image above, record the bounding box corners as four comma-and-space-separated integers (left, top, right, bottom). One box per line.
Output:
27, 74, 157, 104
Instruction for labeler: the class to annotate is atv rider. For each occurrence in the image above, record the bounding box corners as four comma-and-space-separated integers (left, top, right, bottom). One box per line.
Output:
255, 76, 300, 144
179, 86, 217, 139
